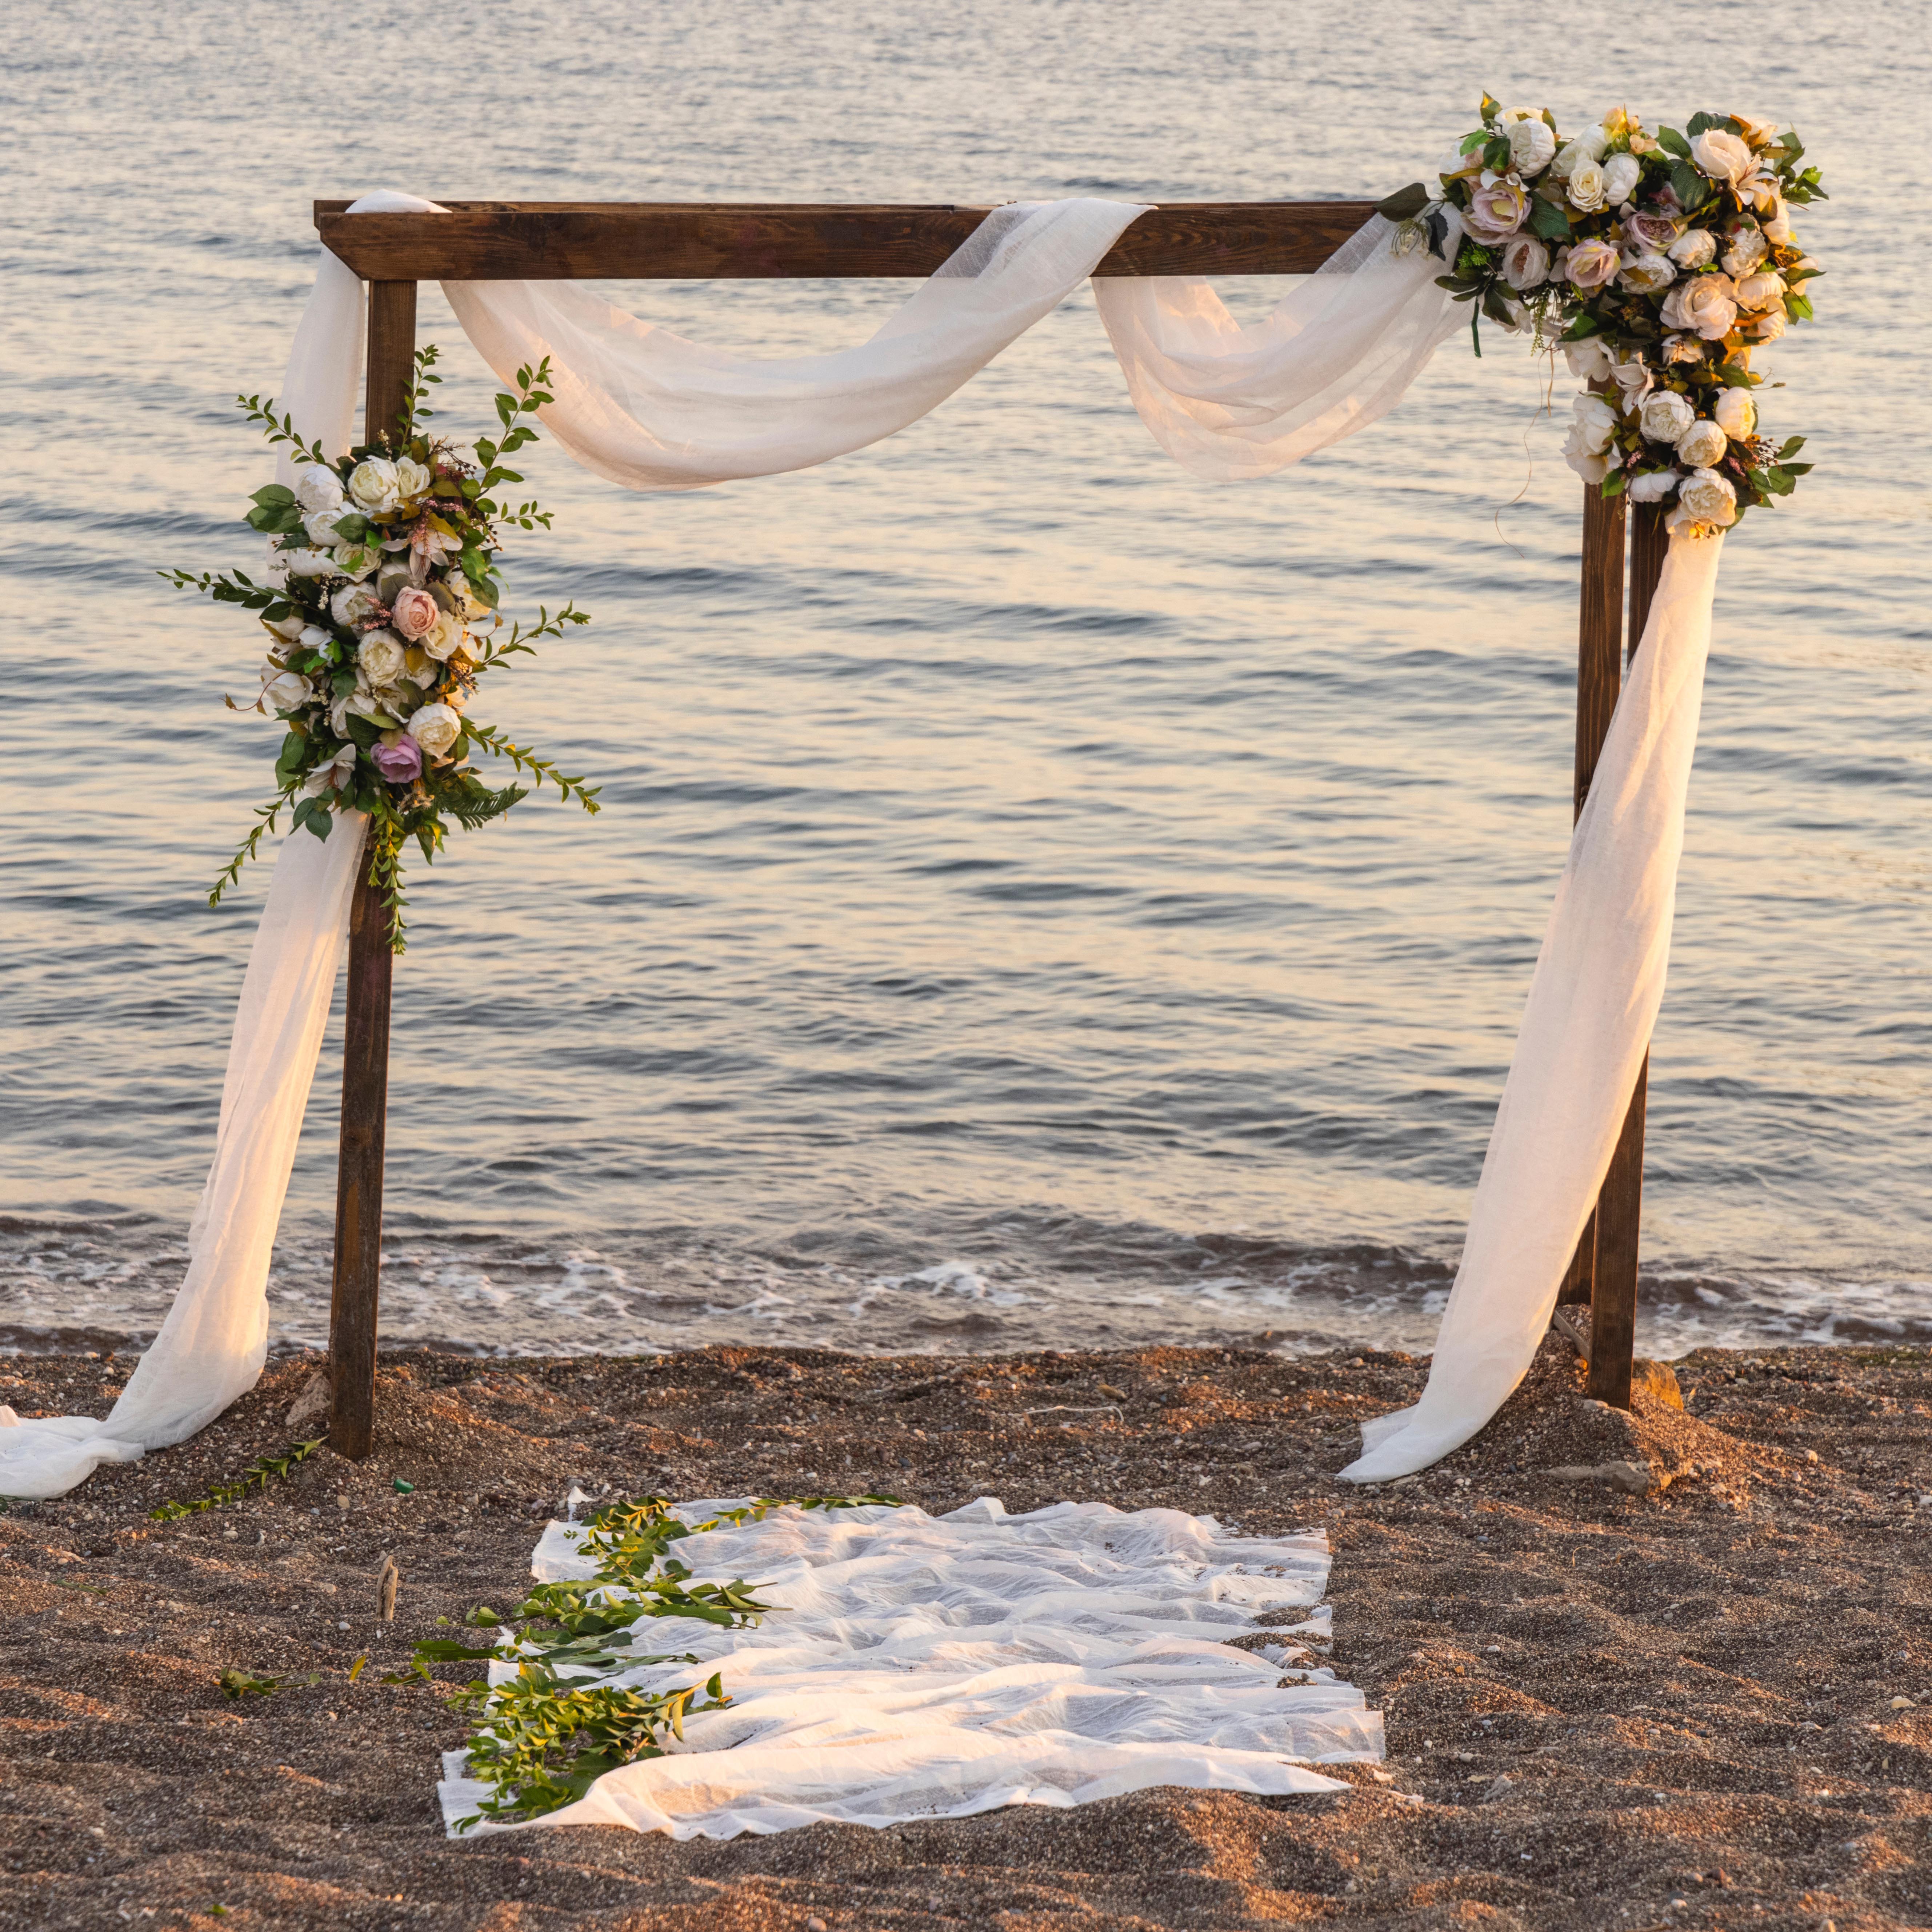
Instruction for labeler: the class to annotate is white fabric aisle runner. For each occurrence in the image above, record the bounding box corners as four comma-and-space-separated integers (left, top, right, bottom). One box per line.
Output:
436, 1498, 1381, 1840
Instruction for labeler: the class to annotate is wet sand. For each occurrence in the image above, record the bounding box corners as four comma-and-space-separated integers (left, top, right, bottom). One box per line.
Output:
2, 1336, 1928, 1930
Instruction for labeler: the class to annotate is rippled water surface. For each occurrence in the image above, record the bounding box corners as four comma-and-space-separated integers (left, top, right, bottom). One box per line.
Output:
3, 1, 1928, 1362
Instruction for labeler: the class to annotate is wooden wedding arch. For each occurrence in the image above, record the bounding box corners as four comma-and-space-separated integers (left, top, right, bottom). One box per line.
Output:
312, 198, 1661, 1458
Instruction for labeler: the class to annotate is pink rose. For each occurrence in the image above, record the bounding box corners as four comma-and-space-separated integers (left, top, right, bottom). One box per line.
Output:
1624, 211, 1680, 252
1564, 237, 1621, 291
1464, 173, 1531, 243
391, 585, 439, 640
371, 737, 424, 784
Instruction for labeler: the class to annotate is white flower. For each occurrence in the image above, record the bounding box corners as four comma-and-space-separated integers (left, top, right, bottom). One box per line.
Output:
1569, 392, 1621, 456
1661, 333, 1704, 364
1617, 252, 1676, 295
1566, 160, 1608, 211
1720, 221, 1768, 278
406, 701, 463, 757
1660, 272, 1739, 340
1437, 145, 1484, 184
1667, 228, 1717, 270
1628, 468, 1681, 503
302, 743, 357, 796
1748, 309, 1788, 343
1500, 234, 1551, 290
292, 464, 344, 515
1733, 268, 1785, 314
358, 628, 407, 686
1611, 356, 1653, 407
394, 456, 432, 500
1761, 195, 1793, 245
264, 613, 307, 642
262, 669, 313, 713
1674, 418, 1729, 468
1563, 338, 1615, 383
1732, 113, 1782, 147
1496, 105, 1543, 126
302, 507, 349, 547
1712, 387, 1757, 440
1565, 237, 1621, 290
1601, 153, 1641, 204
445, 571, 491, 621
332, 542, 381, 582
1691, 128, 1754, 186
1672, 467, 1738, 530
1563, 427, 1616, 485
1552, 128, 1609, 178
331, 580, 381, 627
423, 610, 467, 661
1638, 390, 1695, 444
1508, 119, 1557, 177
348, 457, 400, 515
297, 623, 335, 655
283, 548, 336, 578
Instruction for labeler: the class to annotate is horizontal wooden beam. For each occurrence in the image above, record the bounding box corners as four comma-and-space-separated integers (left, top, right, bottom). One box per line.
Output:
312, 200, 1381, 281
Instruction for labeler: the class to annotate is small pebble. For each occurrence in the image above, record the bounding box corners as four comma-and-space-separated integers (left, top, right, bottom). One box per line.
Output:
1890, 1695, 1915, 1711
807, 1919, 827, 1931
1805, 1449, 1819, 1464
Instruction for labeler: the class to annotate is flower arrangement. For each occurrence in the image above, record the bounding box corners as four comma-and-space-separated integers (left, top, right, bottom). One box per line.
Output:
163, 349, 599, 949
1392, 98, 1825, 536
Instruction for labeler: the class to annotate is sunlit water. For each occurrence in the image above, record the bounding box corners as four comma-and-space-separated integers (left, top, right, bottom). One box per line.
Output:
2, 1, 1927, 1363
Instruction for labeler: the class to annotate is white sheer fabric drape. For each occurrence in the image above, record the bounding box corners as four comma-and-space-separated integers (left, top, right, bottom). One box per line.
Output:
0, 820, 365, 1497
13, 181, 1720, 1497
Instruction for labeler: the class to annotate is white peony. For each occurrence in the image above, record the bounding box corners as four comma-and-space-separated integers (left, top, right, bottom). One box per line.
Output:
264, 613, 307, 642
1566, 160, 1608, 211
297, 623, 335, 655
292, 464, 344, 515
1748, 309, 1788, 342
1508, 119, 1557, 176
1552, 128, 1609, 177
1672, 467, 1738, 530
1500, 234, 1551, 290
1691, 128, 1754, 186
303, 507, 350, 547
1712, 387, 1758, 440
1761, 195, 1793, 245
331, 580, 381, 627
406, 701, 463, 757
1660, 272, 1738, 341
283, 548, 336, 578
1733, 268, 1785, 313
1496, 105, 1543, 125
1628, 468, 1681, 503
1720, 221, 1768, 277
1563, 337, 1615, 383
1674, 418, 1729, 468
1618, 252, 1676, 295
358, 628, 408, 686
394, 456, 432, 500
1638, 389, 1695, 444
1667, 228, 1717, 269
1569, 391, 1621, 456
348, 457, 400, 515
1601, 153, 1641, 204
263, 669, 313, 713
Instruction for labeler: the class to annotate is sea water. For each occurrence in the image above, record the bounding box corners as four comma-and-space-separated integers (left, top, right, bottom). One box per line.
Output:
2, 0, 1927, 1360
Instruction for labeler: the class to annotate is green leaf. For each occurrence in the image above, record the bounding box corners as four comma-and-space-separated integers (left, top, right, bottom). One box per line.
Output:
1685, 110, 1718, 137
1479, 93, 1501, 126
1782, 461, 1814, 475
1600, 470, 1628, 498
1529, 197, 1572, 241
1458, 129, 1488, 156
249, 484, 297, 507
1776, 436, 1806, 460
1656, 126, 1692, 159
1483, 135, 1512, 172
1784, 290, 1814, 322
1669, 161, 1707, 211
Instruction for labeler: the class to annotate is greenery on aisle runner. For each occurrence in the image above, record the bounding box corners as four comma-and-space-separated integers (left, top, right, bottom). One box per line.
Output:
148, 1436, 324, 1521
411, 1492, 899, 1827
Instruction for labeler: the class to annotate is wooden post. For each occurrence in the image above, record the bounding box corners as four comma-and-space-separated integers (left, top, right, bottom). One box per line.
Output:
1581, 500, 1669, 1405
327, 279, 415, 1460
1557, 465, 1626, 1311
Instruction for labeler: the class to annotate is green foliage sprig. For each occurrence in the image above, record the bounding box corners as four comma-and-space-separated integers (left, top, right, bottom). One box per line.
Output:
150, 1437, 323, 1522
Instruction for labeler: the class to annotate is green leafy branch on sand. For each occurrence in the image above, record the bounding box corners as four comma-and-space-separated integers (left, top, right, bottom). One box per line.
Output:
150, 1437, 323, 1522
220, 1653, 368, 1701
404, 1492, 896, 1827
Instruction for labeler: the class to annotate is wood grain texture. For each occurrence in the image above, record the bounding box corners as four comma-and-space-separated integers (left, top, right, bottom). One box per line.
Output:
1587, 1057, 1647, 1408
363, 281, 418, 449
328, 859, 395, 1460
1627, 499, 1670, 661
311, 200, 1381, 280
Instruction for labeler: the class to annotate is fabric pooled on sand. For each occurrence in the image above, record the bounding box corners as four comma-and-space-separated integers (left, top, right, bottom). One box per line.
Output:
437, 1495, 1381, 1840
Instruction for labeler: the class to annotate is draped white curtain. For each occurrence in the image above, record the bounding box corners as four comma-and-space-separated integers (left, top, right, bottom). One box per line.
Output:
0, 182, 1720, 1498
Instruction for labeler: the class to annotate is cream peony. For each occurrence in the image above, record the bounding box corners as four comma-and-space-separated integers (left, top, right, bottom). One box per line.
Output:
1712, 387, 1757, 440
1551, 128, 1609, 177
1627, 468, 1681, 503
1564, 237, 1621, 290
1638, 389, 1695, 444
1673, 467, 1738, 529
1660, 272, 1738, 340
1565, 160, 1608, 212
1674, 418, 1729, 468
1601, 153, 1641, 204
283, 548, 336, 578
358, 628, 408, 686
292, 464, 344, 515
1508, 119, 1557, 177
1499, 234, 1551, 289
1733, 268, 1785, 314
1569, 391, 1621, 456
406, 701, 463, 757
1464, 172, 1531, 241
348, 457, 400, 515
263, 669, 313, 713
394, 457, 432, 501
1496, 105, 1543, 125
1720, 221, 1768, 277
1618, 252, 1676, 294
303, 507, 350, 547
1691, 128, 1754, 185
331, 581, 381, 628
1563, 337, 1615, 383
1667, 228, 1717, 269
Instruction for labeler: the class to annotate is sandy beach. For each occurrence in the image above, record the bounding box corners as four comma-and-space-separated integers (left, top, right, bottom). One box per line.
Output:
2, 1337, 1927, 1930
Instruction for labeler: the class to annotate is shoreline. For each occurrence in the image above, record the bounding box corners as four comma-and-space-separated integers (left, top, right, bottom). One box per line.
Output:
2, 1338, 1928, 1928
